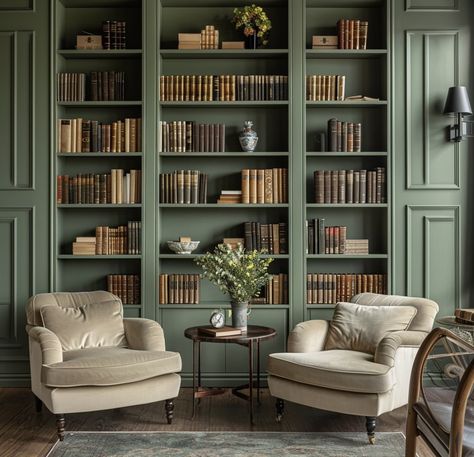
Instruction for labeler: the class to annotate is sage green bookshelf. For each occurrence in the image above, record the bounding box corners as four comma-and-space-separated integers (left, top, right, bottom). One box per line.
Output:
51, 0, 392, 385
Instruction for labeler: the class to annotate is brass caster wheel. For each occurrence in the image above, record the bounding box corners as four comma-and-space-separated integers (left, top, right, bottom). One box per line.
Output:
276, 414, 283, 423
368, 435, 375, 445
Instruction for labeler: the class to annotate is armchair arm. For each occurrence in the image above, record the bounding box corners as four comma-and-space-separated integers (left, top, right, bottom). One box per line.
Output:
27, 326, 63, 365
375, 330, 427, 367
123, 318, 165, 351
288, 320, 329, 353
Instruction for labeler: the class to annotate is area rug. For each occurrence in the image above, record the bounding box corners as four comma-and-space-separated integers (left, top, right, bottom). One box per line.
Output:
47, 431, 405, 456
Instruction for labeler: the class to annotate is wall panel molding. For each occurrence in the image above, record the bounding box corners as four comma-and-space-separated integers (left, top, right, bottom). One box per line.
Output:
406, 205, 460, 312
0, 30, 35, 191
405, 0, 459, 11
0, 0, 34, 11
405, 30, 460, 189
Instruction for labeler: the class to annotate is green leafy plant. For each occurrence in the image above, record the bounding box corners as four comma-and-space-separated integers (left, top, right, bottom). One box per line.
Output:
195, 244, 273, 303
232, 4, 272, 46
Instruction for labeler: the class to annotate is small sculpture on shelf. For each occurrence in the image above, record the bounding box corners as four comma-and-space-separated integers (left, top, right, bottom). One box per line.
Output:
232, 4, 272, 49
239, 121, 258, 152
167, 236, 200, 255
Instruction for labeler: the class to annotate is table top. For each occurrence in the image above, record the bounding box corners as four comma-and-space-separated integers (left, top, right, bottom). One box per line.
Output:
437, 316, 474, 330
184, 325, 276, 343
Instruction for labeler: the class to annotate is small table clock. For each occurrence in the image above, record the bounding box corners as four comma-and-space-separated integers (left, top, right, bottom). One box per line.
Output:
210, 309, 225, 328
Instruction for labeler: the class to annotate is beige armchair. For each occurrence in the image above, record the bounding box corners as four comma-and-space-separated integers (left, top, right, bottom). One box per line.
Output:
268, 293, 439, 443
26, 291, 182, 441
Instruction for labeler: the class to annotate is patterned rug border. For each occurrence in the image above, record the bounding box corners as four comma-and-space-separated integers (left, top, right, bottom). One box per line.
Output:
46, 431, 407, 457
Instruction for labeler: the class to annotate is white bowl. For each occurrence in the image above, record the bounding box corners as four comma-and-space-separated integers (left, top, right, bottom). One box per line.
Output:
167, 240, 200, 255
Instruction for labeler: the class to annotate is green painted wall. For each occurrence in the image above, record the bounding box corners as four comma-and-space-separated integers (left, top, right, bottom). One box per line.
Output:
0, 0, 472, 386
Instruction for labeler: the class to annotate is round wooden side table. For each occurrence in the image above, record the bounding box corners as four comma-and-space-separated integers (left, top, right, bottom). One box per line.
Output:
184, 325, 276, 425
436, 316, 474, 343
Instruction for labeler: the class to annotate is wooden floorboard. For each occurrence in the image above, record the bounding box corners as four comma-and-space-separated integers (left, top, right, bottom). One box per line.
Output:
0, 387, 433, 456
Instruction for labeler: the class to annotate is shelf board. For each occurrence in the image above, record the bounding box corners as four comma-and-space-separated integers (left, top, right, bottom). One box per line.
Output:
59, 0, 140, 6
306, 100, 387, 107
306, 151, 387, 157
306, 304, 337, 309
158, 303, 290, 309
306, 49, 387, 59
57, 152, 143, 157
306, 203, 387, 208
160, 49, 288, 59
160, 152, 288, 157
159, 203, 289, 208
160, 0, 287, 6
57, 49, 142, 59
58, 255, 142, 259
159, 254, 289, 259
123, 304, 142, 308
57, 204, 142, 208
57, 101, 142, 107
306, 254, 388, 259
160, 101, 288, 107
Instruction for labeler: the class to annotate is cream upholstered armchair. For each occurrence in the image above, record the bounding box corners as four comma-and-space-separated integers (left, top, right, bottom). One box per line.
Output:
268, 293, 439, 443
26, 291, 182, 441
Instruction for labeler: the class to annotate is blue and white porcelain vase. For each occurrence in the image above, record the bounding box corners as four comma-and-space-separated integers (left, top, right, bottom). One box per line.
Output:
239, 121, 258, 152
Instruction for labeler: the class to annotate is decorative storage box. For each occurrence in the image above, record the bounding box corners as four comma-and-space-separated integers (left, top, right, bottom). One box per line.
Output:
312, 35, 338, 48
76, 35, 102, 49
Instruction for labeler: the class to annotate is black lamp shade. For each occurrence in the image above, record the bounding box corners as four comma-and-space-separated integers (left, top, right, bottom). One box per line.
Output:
443, 86, 472, 115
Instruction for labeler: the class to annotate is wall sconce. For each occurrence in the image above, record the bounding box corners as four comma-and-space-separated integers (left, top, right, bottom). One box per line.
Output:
443, 86, 473, 142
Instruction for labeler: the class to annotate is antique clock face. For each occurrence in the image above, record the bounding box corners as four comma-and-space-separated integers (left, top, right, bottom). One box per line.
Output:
210, 309, 225, 328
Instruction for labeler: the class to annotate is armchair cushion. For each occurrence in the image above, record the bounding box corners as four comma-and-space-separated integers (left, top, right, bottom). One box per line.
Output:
28, 326, 63, 365
288, 320, 329, 353
124, 318, 165, 351
42, 346, 182, 387
325, 302, 418, 354
40, 299, 126, 351
268, 350, 395, 394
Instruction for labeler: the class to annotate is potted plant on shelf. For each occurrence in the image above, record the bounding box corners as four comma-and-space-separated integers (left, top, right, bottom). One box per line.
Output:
195, 244, 273, 330
232, 4, 272, 49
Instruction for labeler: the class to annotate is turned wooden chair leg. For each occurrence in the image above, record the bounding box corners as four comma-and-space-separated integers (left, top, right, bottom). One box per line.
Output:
56, 414, 65, 441
405, 409, 418, 456
276, 398, 284, 423
34, 395, 42, 413
165, 399, 174, 424
366, 416, 376, 444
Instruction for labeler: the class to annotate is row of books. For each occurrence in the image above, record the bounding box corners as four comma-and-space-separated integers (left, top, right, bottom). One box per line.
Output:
306, 75, 345, 101
57, 118, 141, 153
56, 170, 142, 204
159, 75, 288, 101
250, 274, 289, 305
159, 274, 200, 304
241, 168, 288, 204
305, 220, 347, 255
95, 222, 141, 255
159, 170, 208, 204
158, 121, 225, 153
244, 222, 288, 254
313, 168, 385, 204
56, 72, 126, 102
102, 20, 126, 49
327, 118, 362, 152
337, 19, 368, 50
107, 274, 140, 305
177, 26, 219, 49
306, 273, 386, 304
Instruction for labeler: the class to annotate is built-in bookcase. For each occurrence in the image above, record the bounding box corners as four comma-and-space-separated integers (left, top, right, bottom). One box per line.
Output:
51, 0, 391, 385
52, 0, 145, 318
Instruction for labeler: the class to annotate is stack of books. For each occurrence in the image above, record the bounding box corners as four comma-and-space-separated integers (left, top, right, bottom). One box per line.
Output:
56, 73, 86, 101
56, 169, 142, 204
327, 118, 362, 152
306, 273, 386, 304
250, 274, 289, 305
102, 20, 126, 49
313, 168, 385, 204
178, 33, 201, 50
222, 41, 245, 49
159, 274, 200, 304
217, 190, 242, 204
95, 222, 141, 255
222, 238, 245, 250
159, 170, 208, 204
243, 222, 288, 254
158, 121, 225, 153
107, 274, 140, 304
160, 74, 288, 101
345, 239, 369, 255
305, 219, 347, 254
306, 75, 346, 101
57, 117, 141, 153
201, 25, 219, 49
337, 19, 368, 50
241, 168, 288, 204
72, 236, 96, 255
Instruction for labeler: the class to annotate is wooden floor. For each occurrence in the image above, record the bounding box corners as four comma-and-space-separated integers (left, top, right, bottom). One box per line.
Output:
0, 387, 432, 456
